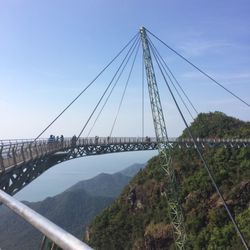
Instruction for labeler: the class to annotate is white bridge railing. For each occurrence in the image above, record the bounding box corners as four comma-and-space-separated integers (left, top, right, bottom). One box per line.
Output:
0, 137, 249, 173
0, 189, 92, 250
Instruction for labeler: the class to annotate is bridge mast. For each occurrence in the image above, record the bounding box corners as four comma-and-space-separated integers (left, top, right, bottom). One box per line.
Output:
140, 27, 186, 249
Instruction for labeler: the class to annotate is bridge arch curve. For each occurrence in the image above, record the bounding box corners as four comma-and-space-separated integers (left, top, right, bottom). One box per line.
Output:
0, 137, 158, 195
0, 137, 249, 196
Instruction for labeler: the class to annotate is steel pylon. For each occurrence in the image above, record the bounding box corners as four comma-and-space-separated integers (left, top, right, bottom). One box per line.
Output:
140, 27, 186, 250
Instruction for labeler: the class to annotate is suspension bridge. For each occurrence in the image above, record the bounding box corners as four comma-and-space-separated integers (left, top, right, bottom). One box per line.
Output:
0, 27, 249, 250
0, 137, 249, 196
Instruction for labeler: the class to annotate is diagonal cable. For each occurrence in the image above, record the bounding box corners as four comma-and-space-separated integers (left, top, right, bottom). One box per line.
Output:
109, 40, 141, 136
148, 39, 196, 120
87, 38, 140, 137
34, 32, 139, 141
151, 44, 249, 250
148, 36, 199, 116
77, 36, 140, 140
146, 28, 250, 108
142, 52, 145, 138
149, 38, 218, 134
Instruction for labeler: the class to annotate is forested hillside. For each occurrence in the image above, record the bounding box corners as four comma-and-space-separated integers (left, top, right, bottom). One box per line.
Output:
86, 112, 250, 249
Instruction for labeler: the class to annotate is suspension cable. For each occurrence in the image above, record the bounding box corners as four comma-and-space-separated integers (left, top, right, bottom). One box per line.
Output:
148, 37, 199, 116
148, 40, 196, 120
109, 40, 141, 136
146, 28, 250, 108
151, 45, 249, 250
87, 38, 140, 137
149, 38, 215, 134
142, 52, 145, 138
34, 32, 139, 141
77, 36, 140, 140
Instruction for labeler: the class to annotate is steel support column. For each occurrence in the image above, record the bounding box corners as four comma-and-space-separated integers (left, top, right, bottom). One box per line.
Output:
140, 26, 186, 249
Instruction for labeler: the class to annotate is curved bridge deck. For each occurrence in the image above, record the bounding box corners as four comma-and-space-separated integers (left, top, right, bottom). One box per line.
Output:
0, 137, 249, 195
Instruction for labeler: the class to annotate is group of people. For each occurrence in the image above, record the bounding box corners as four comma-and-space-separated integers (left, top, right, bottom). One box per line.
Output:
47, 134, 80, 147
47, 134, 64, 144
47, 135, 152, 145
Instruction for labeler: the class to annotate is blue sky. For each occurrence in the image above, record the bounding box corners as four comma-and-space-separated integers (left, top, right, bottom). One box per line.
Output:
0, 0, 250, 139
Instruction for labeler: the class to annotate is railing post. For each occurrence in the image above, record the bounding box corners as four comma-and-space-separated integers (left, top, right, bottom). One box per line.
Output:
0, 145, 4, 171
40, 235, 47, 250
37, 143, 41, 157
29, 143, 33, 160
35, 143, 39, 157
40, 143, 44, 156
7, 144, 11, 166
44, 141, 48, 155
21, 144, 26, 162
12, 147, 17, 166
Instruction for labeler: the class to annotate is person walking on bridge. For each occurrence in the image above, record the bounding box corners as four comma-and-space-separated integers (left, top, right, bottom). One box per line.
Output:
71, 135, 77, 147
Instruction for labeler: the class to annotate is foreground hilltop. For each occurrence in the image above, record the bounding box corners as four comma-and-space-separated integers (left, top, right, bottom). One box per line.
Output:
86, 112, 250, 249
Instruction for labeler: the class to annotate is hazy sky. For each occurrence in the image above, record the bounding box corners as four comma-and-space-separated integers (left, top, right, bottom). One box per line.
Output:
0, 0, 249, 139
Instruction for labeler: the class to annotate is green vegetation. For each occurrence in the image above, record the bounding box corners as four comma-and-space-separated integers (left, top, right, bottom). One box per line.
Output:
86, 112, 250, 249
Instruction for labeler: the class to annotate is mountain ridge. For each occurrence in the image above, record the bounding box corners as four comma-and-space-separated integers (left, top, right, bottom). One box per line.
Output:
67, 163, 144, 198
0, 162, 145, 250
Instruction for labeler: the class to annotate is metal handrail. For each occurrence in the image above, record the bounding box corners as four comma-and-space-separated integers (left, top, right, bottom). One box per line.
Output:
0, 137, 249, 172
1, 136, 250, 145
0, 190, 93, 250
